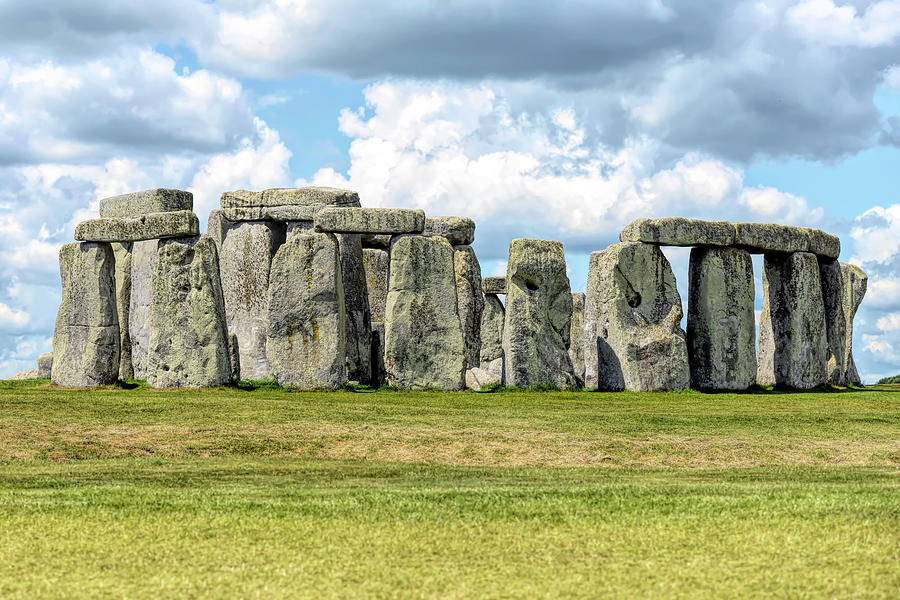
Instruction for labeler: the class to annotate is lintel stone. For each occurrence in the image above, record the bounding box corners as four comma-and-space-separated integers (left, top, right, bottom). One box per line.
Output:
424, 216, 476, 246
620, 217, 735, 247
482, 276, 507, 295
99, 188, 192, 219
315, 207, 425, 234
75, 211, 198, 242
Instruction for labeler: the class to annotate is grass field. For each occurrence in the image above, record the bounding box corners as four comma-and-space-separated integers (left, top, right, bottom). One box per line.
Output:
0, 380, 898, 598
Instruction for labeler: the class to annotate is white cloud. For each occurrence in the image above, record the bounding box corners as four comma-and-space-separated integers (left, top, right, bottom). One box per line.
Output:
787, 0, 900, 47
0, 303, 29, 326
876, 313, 900, 331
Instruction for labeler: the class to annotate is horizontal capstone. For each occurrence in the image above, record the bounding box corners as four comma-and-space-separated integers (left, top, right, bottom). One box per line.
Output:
424, 216, 476, 246
75, 211, 199, 242
99, 188, 193, 219
315, 207, 425, 234
482, 276, 507, 295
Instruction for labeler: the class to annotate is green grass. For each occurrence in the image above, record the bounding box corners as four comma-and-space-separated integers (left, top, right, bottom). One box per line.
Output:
0, 380, 898, 598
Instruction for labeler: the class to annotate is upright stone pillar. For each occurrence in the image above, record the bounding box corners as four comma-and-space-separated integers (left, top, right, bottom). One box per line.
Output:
266, 232, 348, 389
820, 260, 847, 385
363, 248, 389, 324
336, 233, 372, 384
112, 242, 134, 380
686, 247, 756, 390
384, 235, 465, 389
453, 245, 484, 369
502, 239, 576, 388
841, 263, 867, 384
569, 292, 585, 386
128, 239, 158, 379
220, 221, 284, 380
147, 235, 233, 388
757, 252, 827, 389
51, 242, 120, 387
480, 293, 505, 376
584, 242, 689, 391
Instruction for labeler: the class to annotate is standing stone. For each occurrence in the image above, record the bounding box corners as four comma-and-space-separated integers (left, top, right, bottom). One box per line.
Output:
51, 242, 120, 387
129, 239, 158, 379
503, 239, 576, 388
147, 235, 232, 388
584, 242, 689, 391
266, 233, 347, 389
841, 263, 867, 384
454, 245, 484, 369
820, 260, 847, 385
757, 252, 827, 389
37, 352, 53, 378
207, 209, 235, 252
220, 221, 284, 380
480, 294, 505, 366
384, 235, 465, 389
569, 292, 585, 386
112, 242, 134, 380
336, 233, 372, 384
363, 248, 390, 323
371, 322, 386, 387
686, 247, 755, 390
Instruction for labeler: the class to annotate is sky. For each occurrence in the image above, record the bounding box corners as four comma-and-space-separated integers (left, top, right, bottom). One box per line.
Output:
1, 0, 900, 382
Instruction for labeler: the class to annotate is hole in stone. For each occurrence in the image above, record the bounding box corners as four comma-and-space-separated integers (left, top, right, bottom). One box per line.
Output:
627, 292, 641, 308
525, 281, 539, 291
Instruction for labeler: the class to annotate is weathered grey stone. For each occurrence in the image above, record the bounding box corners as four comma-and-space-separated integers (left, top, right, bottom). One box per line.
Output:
266, 232, 347, 389
99, 188, 193, 218
503, 239, 576, 388
733, 223, 809, 254
220, 222, 284, 380
757, 252, 827, 389
465, 366, 501, 391
9, 369, 39, 380
221, 187, 360, 222
482, 276, 507, 295
370, 322, 386, 387
206, 209, 234, 252
285, 221, 314, 237
485, 356, 504, 380
424, 216, 476, 246
686, 247, 756, 390
112, 242, 134, 380
229, 333, 241, 383
37, 352, 53, 378
336, 233, 373, 384
620, 217, 735, 247
315, 207, 426, 234
147, 235, 232, 388
841, 263, 867, 385
363, 248, 390, 323
480, 293, 505, 364
584, 242, 689, 391
384, 235, 465, 389
128, 240, 158, 379
75, 211, 199, 242
805, 228, 841, 260
51, 242, 120, 387
361, 234, 391, 249
820, 260, 847, 385
454, 245, 484, 369
569, 292, 585, 386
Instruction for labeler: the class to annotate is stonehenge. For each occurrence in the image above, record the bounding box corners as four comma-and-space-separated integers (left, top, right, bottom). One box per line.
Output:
42, 186, 869, 392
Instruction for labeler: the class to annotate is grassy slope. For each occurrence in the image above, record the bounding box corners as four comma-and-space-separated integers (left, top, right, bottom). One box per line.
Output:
0, 380, 898, 598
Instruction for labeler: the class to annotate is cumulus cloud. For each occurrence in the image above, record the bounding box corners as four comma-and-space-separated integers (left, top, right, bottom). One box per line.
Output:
787, 0, 900, 47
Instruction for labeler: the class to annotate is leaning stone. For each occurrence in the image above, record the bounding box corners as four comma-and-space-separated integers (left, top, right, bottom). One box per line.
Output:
503, 239, 576, 388
315, 207, 425, 234
482, 276, 507, 295
220, 222, 285, 380
841, 263, 867, 385
147, 235, 232, 388
733, 223, 809, 254
569, 292, 586, 386
51, 242, 120, 387
266, 232, 347, 389
619, 217, 735, 247
820, 260, 847, 385
221, 187, 360, 222
112, 242, 134, 380
686, 247, 756, 390
424, 216, 476, 246
363, 248, 390, 323
75, 211, 199, 242
384, 235, 465, 389
361, 234, 392, 249
584, 242, 689, 391
9, 370, 39, 380
480, 293, 505, 365
37, 352, 53, 378
336, 233, 373, 384
757, 252, 827, 389
99, 188, 193, 218
128, 240, 158, 379
465, 366, 501, 391
454, 245, 485, 369
804, 228, 841, 260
